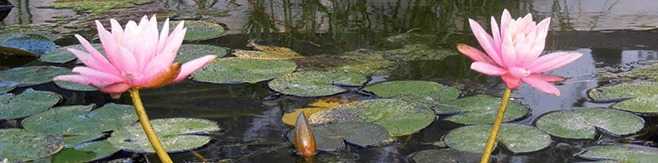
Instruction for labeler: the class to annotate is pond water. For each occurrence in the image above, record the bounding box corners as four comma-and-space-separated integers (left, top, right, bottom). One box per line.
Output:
2, 0, 658, 163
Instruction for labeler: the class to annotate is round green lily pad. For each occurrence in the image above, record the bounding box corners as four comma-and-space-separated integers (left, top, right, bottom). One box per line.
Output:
411, 149, 480, 163
0, 33, 57, 55
444, 124, 552, 153
108, 118, 220, 153
535, 108, 644, 139
576, 144, 658, 162
172, 21, 225, 41
436, 95, 529, 125
0, 129, 64, 161
289, 121, 391, 152
364, 80, 460, 106
175, 44, 229, 63
63, 134, 106, 147
55, 80, 97, 91
22, 103, 137, 136
39, 44, 102, 64
0, 66, 70, 86
268, 71, 368, 97
0, 89, 61, 120
53, 140, 119, 163
309, 99, 435, 136
192, 58, 297, 84
588, 82, 658, 102
612, 94, 658, 114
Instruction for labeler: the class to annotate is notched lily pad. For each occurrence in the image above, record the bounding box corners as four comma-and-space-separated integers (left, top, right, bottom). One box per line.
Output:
192, 57, 297, 84
22, 103, 137, 136
172, 21, 225, 41
108, 118, 220, 153
411, 149, 480, 163
535, 108, 644, 139
444, 124, 551, 153
0, 89, 61, 120
0, 66, 70, 86
289, 121, 390, 152
437, 95, 529, 125
0, 129, 64, 161
175, 44, 229, 63
612, 94, 658, 114
577, 144, 658, 163
39, 43, 101, 64
268, 71, 368, 97
309, 99, 435, 136
364, 80, 459, 108
588, 82, 658, 102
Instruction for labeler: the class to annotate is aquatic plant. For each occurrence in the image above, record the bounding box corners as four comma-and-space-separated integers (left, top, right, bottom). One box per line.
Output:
53, 15, 217, 163
457, 9, 582, 162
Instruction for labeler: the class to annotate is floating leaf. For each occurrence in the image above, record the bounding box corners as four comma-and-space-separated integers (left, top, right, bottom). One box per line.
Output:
364, 80, 459, 108
53, 140, 119, 163
0, 89, 61, 120
175, 44, 229, 63
63, 134, 106, 147
310, 99, 435, 136
192, 58, 297, 84
0, 129, 64, 161
234, 49, 303, 60
411, 149, 480, 163
382, 44, 458, 61
436, 95, 529, 125
444, 124, 551, 153
282, 98, 353, 126
626, 63, 658, 81
588, 82, 658, 102
108, 118, 220, 153
0, 82, 16, 94
576, 144, 658, 162
171, 21, 225, 41
39, 44, 101, 64
0, 66, 70, 86
612, 94, 658, 114
535, 108, 644, 139
0, 33, 56, 55
23, 103, 137, 136
268, 71, 368, 97
296, 50, 395, 76
55, 80, 97, 91
289, 121, 390, 152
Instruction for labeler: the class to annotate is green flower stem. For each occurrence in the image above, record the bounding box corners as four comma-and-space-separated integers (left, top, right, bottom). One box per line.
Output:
129, 89, 173, 163
480, 88, 512, 163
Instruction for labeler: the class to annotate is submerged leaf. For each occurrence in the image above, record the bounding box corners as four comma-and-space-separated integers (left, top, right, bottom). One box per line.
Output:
0, 129, 64, 161
108, 118, 220, 153
22, 103, 137, 136
0, 89, 61, 120
268, 71, 368, 97
444, 124, 551, 153
535, 108, 644, 139
192, 58, 297, 84
0, 66, 70, 86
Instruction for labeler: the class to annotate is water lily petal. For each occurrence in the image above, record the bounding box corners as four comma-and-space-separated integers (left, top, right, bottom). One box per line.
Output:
175, 55, 217, 81
468, 19, 501, 65
471, 62, 506, 75
501, 74, 521, 89
528, 52, 582, 73
457, 44, 494, 64
522, 76, 560, 96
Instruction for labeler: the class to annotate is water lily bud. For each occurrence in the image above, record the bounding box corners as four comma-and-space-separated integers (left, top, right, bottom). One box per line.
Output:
294, 113, 317, 157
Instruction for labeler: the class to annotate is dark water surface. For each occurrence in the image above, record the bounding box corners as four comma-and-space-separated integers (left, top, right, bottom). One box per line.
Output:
3, 0, 658, 162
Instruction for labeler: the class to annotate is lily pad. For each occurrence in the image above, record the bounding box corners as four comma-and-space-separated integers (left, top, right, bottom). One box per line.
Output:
22, 103, 137, 136
382, 44, 458, 61
0, 129, 64, 161
192, 58, 297, 84
268, 71, 368, 97
172, 21, 225, 41
309, 99, 435, 136
576, 144, 658, 162
411, 149, 480, 163
364, 80, 460, 108
53, 140, 120, 162
0, 66, 70, 86
436, 95, 529, 125
588, 82, 658, 102
55, 80, 98, 91
535, 108, 644, 139
0, 33, 56, 55
63, 134, 106, 147
234, 42, 304, 60
289, 121, 390, 152
626, 63, 658, 81
0, 89, 61, 120
282, 98, 353, 126
39, 43, 102, 64
444, 124, 552, 153
612, 94, 658, 114
108, 118, 220, 153
0, 82, 16, 94
175, 44, 229, 63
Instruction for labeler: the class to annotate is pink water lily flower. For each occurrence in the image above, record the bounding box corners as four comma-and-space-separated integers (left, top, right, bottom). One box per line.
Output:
457, 9, 582, 96
55, 15, 217, 97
